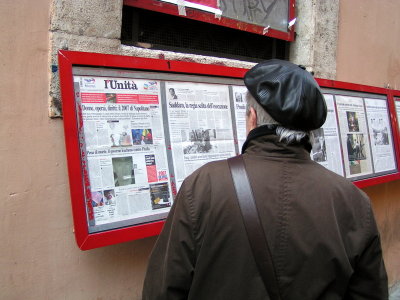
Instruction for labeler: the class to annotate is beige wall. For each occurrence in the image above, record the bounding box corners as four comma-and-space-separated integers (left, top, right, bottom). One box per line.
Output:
337, 0, 400, 89
364, 182, 400, 286
0, 1, 155, 299
336, 0, 400, 286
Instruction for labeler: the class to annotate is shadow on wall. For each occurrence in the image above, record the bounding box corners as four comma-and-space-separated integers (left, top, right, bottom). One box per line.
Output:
389, 281, 400, 300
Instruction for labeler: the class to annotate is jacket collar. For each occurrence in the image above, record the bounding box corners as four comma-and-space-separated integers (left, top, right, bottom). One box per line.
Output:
241, 125, 312, 160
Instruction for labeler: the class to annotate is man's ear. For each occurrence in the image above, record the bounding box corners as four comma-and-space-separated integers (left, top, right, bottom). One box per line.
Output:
246, 107, 257, 135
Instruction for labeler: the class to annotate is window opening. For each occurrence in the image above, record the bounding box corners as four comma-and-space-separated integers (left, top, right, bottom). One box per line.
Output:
121, 6, 289, 62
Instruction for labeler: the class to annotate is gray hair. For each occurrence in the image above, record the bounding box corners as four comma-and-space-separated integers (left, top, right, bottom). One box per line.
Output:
245, 91, 312, 144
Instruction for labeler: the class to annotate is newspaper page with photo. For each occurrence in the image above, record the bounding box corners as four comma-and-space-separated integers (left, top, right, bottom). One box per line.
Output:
166, 81, 236, 190
232, 85, 248, 153
310, 94, 344, 176
365, 98, 396, 173
336, 95, 373, 178
74, 76, 172, 229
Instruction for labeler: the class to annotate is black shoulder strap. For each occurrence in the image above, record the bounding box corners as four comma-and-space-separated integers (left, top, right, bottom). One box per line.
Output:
228, 155, 281, 300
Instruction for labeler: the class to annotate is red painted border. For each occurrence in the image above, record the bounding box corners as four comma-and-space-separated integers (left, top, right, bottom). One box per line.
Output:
123, 0, 295, 41
59, 50, 399, 250
316, 78, 390, 95
392, 89, 400, 97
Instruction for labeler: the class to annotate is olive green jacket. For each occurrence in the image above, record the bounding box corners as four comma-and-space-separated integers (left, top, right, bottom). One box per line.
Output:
143, 132, 388, 300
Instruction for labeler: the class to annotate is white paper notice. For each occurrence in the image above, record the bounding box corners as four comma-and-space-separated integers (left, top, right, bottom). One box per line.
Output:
365, 98, 396, 173
336, 95, 373, 178
310, 94, 344, 176
74, 76, 172, 226
232, 85, 248, 153
166, 81, 236, 190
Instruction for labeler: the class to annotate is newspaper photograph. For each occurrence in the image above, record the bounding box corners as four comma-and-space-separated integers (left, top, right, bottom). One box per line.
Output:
335, 95, 373, 178
232, 85, 248, 153
365, 98, 396, 173
166, 81, 236, 190
74, 76, 172, 227
310, 94, 344, 176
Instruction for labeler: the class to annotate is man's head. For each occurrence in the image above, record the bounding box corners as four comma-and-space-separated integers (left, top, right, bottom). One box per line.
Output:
245, 91, 277, 134
245, 92, 310, 144
244, 59, 327, 132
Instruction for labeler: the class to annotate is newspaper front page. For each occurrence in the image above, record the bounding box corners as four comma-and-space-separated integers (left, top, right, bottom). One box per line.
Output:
365, 98, 396, 173
310, 94, 344, 176
166, 81, 236, 190
232, 85, 248, 153
74, 76, 172, 228
336, 95, 373, 178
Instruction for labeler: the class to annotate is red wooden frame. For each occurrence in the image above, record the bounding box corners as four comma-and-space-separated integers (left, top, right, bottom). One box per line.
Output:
59, 50, 400, 250
124, 0, 296, 41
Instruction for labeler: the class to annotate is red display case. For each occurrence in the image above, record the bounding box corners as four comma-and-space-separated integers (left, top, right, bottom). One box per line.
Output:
58, 50, 400, 250
316, 79, 400, 188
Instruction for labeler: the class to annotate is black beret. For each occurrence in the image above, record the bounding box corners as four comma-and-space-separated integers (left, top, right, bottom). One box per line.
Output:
244, 59, 327, 131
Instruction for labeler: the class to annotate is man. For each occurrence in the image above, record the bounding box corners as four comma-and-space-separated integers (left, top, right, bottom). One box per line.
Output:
142, 60, 388, 299
169, 88, 178, 100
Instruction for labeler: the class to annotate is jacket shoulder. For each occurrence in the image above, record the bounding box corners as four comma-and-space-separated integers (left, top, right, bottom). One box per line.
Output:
309, 160, 370, 201
184, 159, 230, 186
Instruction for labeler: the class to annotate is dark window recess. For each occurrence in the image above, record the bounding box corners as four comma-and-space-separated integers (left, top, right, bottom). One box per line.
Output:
121, 6, 289, 62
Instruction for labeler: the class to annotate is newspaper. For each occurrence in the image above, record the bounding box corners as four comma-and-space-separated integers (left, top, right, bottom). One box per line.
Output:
166, 81, 236, 190
232, 85, 248, 153
310, 94, 344, 176
396, 100, 400, 130
74, 76, 172, 226
365, 98, 396, 173
335, 95, 373, 178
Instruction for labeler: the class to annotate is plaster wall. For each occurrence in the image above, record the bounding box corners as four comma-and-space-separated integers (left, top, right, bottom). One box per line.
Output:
337, 0, 400, 89
336, 0, 400, 288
